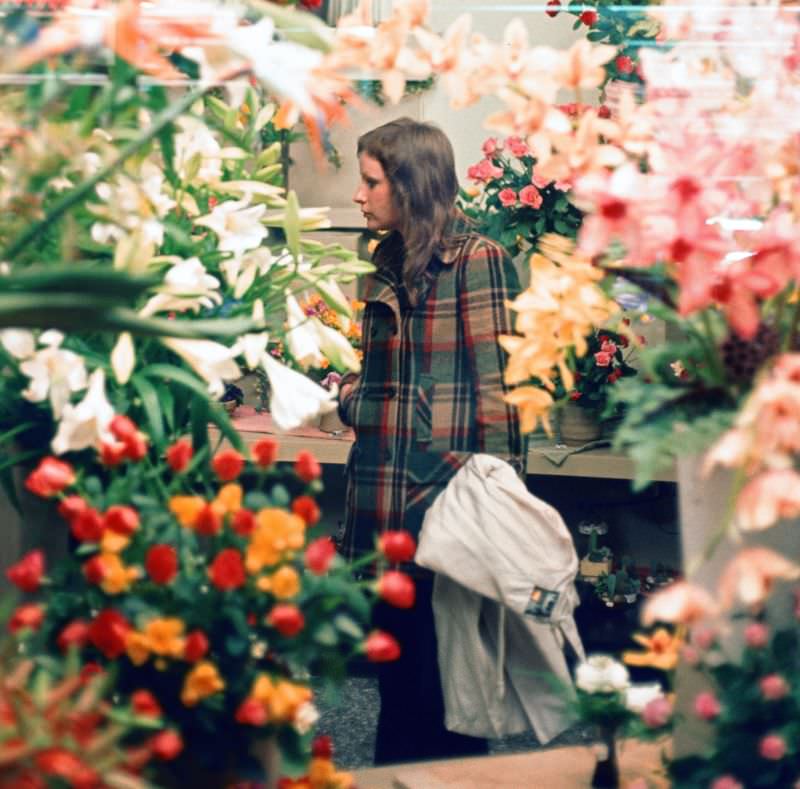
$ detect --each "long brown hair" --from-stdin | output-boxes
[357,118,458,306]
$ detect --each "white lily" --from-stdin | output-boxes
[221,247,275,299]
[140,257,222,317]
[174,115,223,185]
[20,343,89,419]
[0,329,35,359]
[195,196,267,257]
[234,300,270,370]
[285,294,325,370]
[161,337,241,399]
[261,352,337,432]
[311,318,361,373]
[51,368,115,455]
[111,332,135,385]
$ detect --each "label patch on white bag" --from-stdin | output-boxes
[525,587,559,618]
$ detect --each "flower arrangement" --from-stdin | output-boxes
[10,426,417,783]
[458,135,583,259]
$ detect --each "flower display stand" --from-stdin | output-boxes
[558,403,603,444]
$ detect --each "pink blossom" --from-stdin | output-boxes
[759,733,787,761]
[600,339,617,355]
[693,691,721,720]
[554,180,572,191]
[467,158,504,182]
[744,621,770,649]
[482,137,502,157]
[532,172,552,190]
[680,644,701,666]
[690,624,717,651]
[642,580,718,626]
[718,547,800,609]
[642,695,672,728]
[710,777,743,789]
[506,135,529,157]
[499,188,518,207]
[519,184,543,208]
[594,351,613,367]
[759,674,789,701]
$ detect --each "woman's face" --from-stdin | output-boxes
[353,153,401,232]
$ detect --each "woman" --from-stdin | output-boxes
[338,117,525,765]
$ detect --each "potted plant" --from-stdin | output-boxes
[579,521,614,581]
[595,566,641,608]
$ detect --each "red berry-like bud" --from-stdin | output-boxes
[579,8,598,26]
[294,450,321,482]
[377,571,416,609]
[378,530,417,563]
[212,449,245,482]
[252,437,278,468]
[166,438,193,473]
[545,0,561,17]
[267,604,305,637]
[364,630,401,662]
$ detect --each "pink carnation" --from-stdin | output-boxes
[760,674,789,701]
[693,691,721,720]
[499,188,518,207]
[594,351,613,367]
[467,158,504,182]
[641,696,672,728]
[759,733,787,761]
[532,173,551,190]
[519,184,543,208]
[506,135,529,157]
[482,137,503,157]
[744,621,769,649]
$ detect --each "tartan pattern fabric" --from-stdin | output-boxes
[338,216,525,560]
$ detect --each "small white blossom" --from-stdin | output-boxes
[195,196,267,257]
[0,329,35,359]
[20,343,88,419]
[110,332,135,385]
[285,293,325,370]
[161,337,241,399]
[624,683,664,713]
[575,655,630,694]
[140,257,222,317]
[51,369,115,455]
[293,701,320,735]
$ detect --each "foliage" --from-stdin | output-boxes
[457,135,583,259]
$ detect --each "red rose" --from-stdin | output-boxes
[231,508,256,537]
[579,8,598,26]
[208,548,246,590]
[103,505,139,536]
[35,748,98,787]
[79,663,104,685]
[377,571,416,609]
[70,508,104,543]
[82,555,107,585]
[311,735,333,760]
[364,630,401,662]
[150,730,183,761]
[235,698,268,726]
[305,537,336,575]
[615,55,634,74]
[183,630,209,662]
[8,603,45,634]
[24,457,75,498]
[252,437,278,468]
[145,545,178,585]
[58,495,88,523]
[194,502,222,536]
[294,450,321,483]
[131,689,162,718]
[100,440,127,467]
[212,448,245,482]
[378,530,416,563]
[123,431,148,462]
[88,609,131,659]
[267,604,305,637]
[109,415,138,443]
[6,549,45,593]
[57,620,90,652]
[165,438,193,473]
[545,0,560,17]
[292,495,320,526]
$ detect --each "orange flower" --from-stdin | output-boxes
[246,509,306,573]
[181,661,225,706]
[251,674,311,723]
[100,529,130,554]
[623,628,682,672]
[97,553,139,595]
[169,495,206,528]
[213,482,243,516]
[142,618,186,660]
[269,566,301,599]
[126,631,151,667]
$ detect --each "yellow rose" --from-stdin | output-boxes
[270,565,301,599]
[181,661,225,706]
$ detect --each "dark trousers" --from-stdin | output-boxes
[373,573,489,765]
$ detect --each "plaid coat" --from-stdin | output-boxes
[338,216,524,559]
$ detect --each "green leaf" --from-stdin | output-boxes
[333,614,364,641]
[313,622,338,647]
[283,190,301,259]
[207,401,244,453]
[130,374,165,450]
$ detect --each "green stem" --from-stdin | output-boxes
[1,84,209,263]
[697,311,727,385]
[787,292,800,351]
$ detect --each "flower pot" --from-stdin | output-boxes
[580,556,612,581]
[558,403,603,444]
[318,409,346,434]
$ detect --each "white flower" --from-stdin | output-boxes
[140,257,222,317]
[0,329,35,359]
[312,318,361,373]
[111,332,135,385]
[575,655,630,695]
[233,300,269,370]
[293,701,319,735]
[195,196,267,257]
[221,247,275,299]
[624,683,664,713]
[51,369,114,455]
[20,343,88,419]
[161,337,241,399]
[285,294,325,370]
[261,353,337,431]
[174,116,223,184]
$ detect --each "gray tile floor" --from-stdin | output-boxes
[314,676,595,770]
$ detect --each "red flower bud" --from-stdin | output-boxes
[100,440,128,467]
[6,549,45,593]
[292,495,320,526]
[88,609,131,659]
[58,495,88,523]
[212,449,245,482]
[82,555,107,585]
[305,537,336,575]
[235,698,268,726]
[545,0,560,17]
[8,603,45,634]
[268,604,305,637]
[194,503,222,536]
[123,431,148,462]
[231,508,256,536]
[24,457,75,498]
[378,530,416,563]
[165,438,193,473]
[103,505,139,536]
[131,689,162,718]
[79,663,104,685]
[311,735,333,759]
[150,730,183,761]
[145,545,178,585]
[183,630,209,662]
[57,620,90,652]
[615,55,634,74]
[109,415,138,443]
[294,450,321,483]
[364,630,401,663]
[70,508,104,543]
[208,548,246,591]
[35,748,98,786]
[252,437,279,468]
[579,8,598,26]
[377,571,416,609]
[598,105,611,119]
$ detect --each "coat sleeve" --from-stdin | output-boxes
[459,240,525,474]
